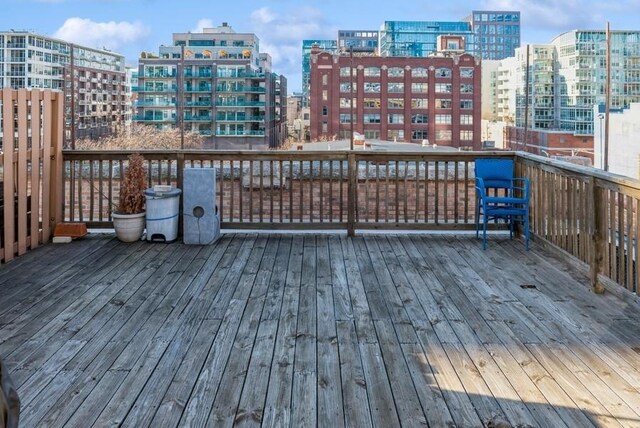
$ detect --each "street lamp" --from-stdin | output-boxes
[598,113,604,170]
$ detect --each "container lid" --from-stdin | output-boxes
[145,187,182,198]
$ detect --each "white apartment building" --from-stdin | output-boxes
[0,30,128,145]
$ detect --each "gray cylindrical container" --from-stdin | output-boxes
[145,187,181,242]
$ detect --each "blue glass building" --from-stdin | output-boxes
[378,21,475,57]
[468,11,520,60]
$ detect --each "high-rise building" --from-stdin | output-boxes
[466,11,520,60]
[378,21,475,57]
[497,30,640,137]
[135,23,287,149]
[302,39,337,108]
[310,35,481,149]
[338,30,378,53]
[0,30,128,145]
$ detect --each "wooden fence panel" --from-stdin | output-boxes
[0,89,62,263]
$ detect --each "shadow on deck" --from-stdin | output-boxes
[1,232,640,427]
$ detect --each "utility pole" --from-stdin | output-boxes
[350,46,354,151]
[180,44,185,150]
[522,44,530,152]
[604,21,611,171]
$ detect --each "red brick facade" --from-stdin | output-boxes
[505,127,594,162]
[309,47,481,149]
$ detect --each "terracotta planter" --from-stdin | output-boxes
[112,211,145,242]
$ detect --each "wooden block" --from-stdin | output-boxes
[54,223,87,238]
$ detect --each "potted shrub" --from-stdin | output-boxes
[112,153,147,242]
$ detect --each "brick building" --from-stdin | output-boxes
[309,36,481,149]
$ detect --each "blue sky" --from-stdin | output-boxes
[2,0,640,92]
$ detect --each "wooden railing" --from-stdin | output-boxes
[61,150,514,234]
[517,153,639,295]
[1,89,63,263]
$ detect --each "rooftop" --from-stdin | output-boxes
[3,232,640,427]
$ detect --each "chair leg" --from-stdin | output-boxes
[482,215,488,250]
[475,198,480,239]
[524,213,530,250]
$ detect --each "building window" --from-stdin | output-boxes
[388,114,404,124]
[460,115,473,125]
[460,84,473,94]
[340,83,355,93]
[340,67,355,77]
[363,98,380,108]
[364,130,380,139]
[388,82,404,93]
[435,99,452,109]
[363,113,381,123]
[435,129,452,141]
[322,74,328,85]
[411,83,428,93]
[340,113,355,123]
[322,90,328,101]
[364,82,381,93]
[340,98,356,108]
[435,114,452,124]
[411,114,428,123]
[435,84,452,93]
[412,98,428,109]
[412,67,428,77]
[388,129,404,140]
[322,122,328,133]
[322,106,328,116]
[388,67,404,77]
[364,67,381,76]
[460,130,473,140]
[460,68,474,78]
[460,99,473,109]
[412,130,428,140]
[435,67,451,78]
[388,98,404,109]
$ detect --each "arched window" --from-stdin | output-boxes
[436,67,451,78]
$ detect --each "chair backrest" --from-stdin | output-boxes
[475,158,514,189]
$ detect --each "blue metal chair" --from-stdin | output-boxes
[475,158,530,250]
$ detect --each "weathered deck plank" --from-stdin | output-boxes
[1,233,640,428]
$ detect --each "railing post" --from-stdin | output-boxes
[176,151,185,237]
[47,91,64,240]
[590,176,605,294]
[347,152,356,237]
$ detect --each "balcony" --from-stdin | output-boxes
[215,130,266,136]
[216,115,264,122]
[215,100,266,107]
[3,90,640,428]
[184,114,212,121]
[184,86,212,93]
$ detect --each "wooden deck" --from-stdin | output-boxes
[2,233,640,427]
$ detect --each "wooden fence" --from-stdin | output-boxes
[61,151,514,234]
[0,89,63,263]
[518,153,640,295]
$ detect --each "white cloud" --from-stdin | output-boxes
[482,0,605,31]
[247,6,336,90]
[53,17,150,51]
[192,19,214,33]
